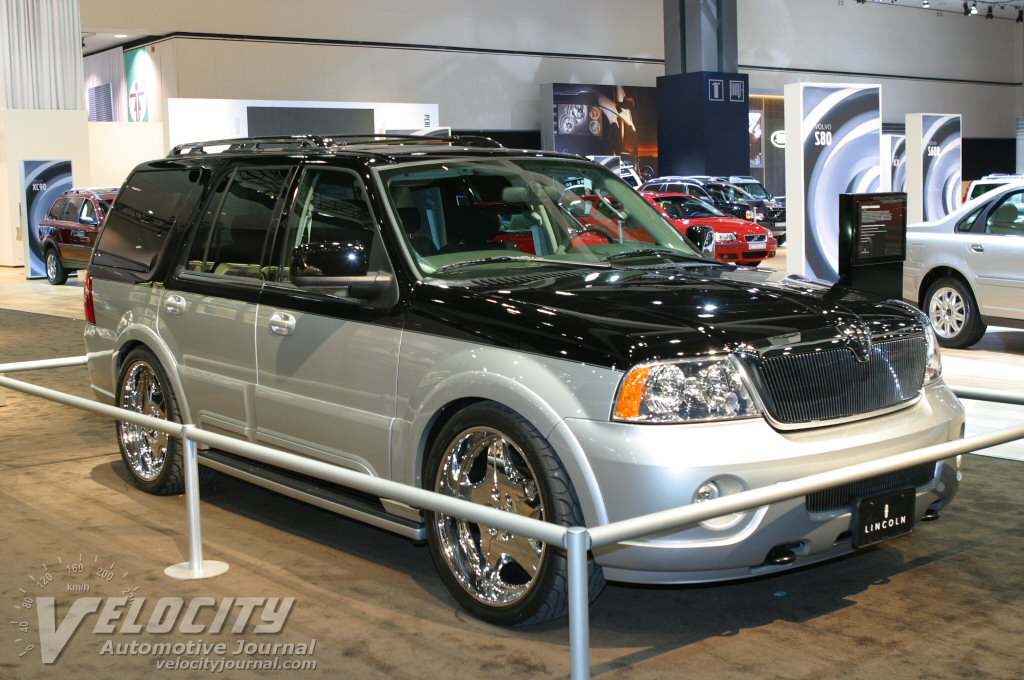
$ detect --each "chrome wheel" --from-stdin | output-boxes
[928,285,966,339]
[118,360,170,481]
[45,251,58,281]
[433,426,545,608]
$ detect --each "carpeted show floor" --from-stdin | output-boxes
[1,308,1022,679]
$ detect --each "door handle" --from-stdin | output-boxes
[164,294,186,316]
[269,312,296,336]
[969,244,984,253]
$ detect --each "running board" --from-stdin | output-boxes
[198,449,426,541]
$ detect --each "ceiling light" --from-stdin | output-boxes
[971,1,978,15]
[114,33,127,38]
[922,0,929,6]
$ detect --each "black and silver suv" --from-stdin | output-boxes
[85,135,963,624]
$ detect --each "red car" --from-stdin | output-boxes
[38,187,119,284]
[643,192,778,267]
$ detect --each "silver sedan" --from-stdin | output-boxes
[903,181,1024,347]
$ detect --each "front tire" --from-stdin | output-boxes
[424,402,604,625]
[45,249,68,285]
[115,348,185,495]
[924,276,986,348]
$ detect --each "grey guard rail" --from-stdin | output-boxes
[1,355,1023,680]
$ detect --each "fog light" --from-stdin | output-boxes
[695,482,721,503]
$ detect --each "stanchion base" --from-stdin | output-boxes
[164,560,230,580]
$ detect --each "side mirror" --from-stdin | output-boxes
[79,214,97,226]
[685,225,717,260]
[290,241,391,299]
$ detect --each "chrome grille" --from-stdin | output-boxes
[806,463,936,513]
[744,233,767,243]
[754,336,927,424]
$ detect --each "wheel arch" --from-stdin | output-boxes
[401,358,611,528]
[918,266,977,308]
[111,329,193,424]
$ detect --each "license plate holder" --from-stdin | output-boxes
[852,487,915,548]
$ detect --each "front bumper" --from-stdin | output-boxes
[561,381,964,584]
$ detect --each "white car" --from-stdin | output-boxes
[903,180,1024,347]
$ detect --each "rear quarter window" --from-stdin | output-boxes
[93,168,204,275]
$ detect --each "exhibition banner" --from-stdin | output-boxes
[784,83,881,282]
[881,134,907,193]
[540,83,659,179]
[906,113,961,224]
[21,160,73,279]
[124,47,150,122]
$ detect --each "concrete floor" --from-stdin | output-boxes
[1,264,1023,679]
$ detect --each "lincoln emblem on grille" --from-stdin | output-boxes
[837,320,874,362]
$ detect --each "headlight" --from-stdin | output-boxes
[713,232,738,243]
[744,210,754,220]
[924,323,942,384]
[614,357,761,423]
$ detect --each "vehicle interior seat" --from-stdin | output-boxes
[438,205,519,253]
[398,207,438,256]
[211,215,268,277]
[987,202,1021,235]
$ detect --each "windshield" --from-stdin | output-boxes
[709,183,755,202]
[378,158,702,278]
[653,195,725,219]
[735,181,768,199]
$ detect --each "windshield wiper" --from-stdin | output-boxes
[433,255,612,274]
[602,249,707,263]
[432,255,536,273]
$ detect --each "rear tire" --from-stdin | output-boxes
[45,249,67,285]
[924,276,986,348]
[115,348,186,495]
[424,402,604,625]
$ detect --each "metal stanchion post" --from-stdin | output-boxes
[164,425,229,580]
[0,373,6,407]
[565,526,591,680]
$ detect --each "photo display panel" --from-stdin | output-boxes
[784,83,881,282]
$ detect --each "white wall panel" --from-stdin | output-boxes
[81,0,664,60]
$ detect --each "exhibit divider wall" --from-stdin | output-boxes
[905,113,962,224]
[783,83,881,282]
[880,134,907,193]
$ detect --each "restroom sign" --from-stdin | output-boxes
[708,79,724,101]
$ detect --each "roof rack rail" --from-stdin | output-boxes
[322,133,503,148]
[168,135,328,156]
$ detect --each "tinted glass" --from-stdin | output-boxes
[188,168,289,278]
[93,168,204,273]
[62,196,84,221]
[47,197,69,220]
[271,169,378,283]
[955,207,983,233]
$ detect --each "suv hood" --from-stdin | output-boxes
[407,265,923,370]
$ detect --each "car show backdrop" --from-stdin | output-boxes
[784,83,881,282]
[21,160,73,279]
[906,113,962,224]
[881,134,907,193]
[540,83,659,178]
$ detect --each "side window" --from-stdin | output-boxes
[985,190,1024,236]
[187,168,290,278]
[956,206,984,233]
[62,196,84,221]
[275,169,376,281]
[93,168,205,275]
[47,197,69,220]
[80,200,98,224]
